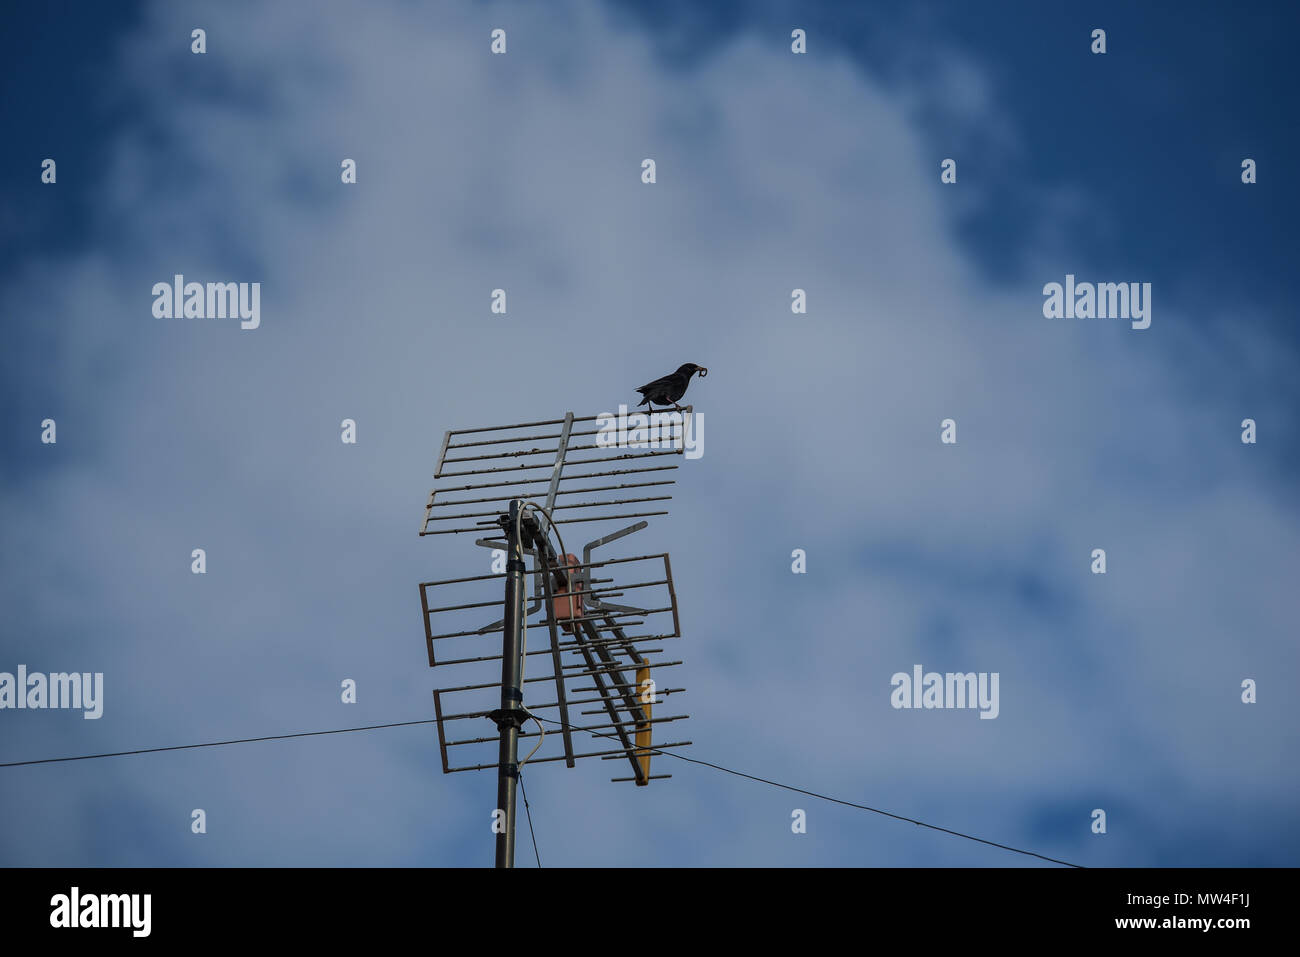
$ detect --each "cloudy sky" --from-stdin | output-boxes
[1,0,1296,867]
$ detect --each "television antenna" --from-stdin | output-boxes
[417,408,695,867]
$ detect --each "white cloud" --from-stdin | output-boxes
[1,0,1295,866]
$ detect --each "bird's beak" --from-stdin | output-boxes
[698,367,708,377]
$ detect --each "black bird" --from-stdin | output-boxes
[635,363,708,412]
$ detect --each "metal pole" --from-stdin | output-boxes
[492,499,527,868]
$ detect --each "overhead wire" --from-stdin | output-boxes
[0,719,439,768]
[1,711,1080,866]
[531,713,1084,868]
[518,770,541,867]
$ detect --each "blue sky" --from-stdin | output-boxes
[1,0,1297,867]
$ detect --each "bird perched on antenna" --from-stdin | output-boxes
[635,363,708,413]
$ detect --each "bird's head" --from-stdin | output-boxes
[677,363,708,378]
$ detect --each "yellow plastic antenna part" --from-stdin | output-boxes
[636,664,652,786]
